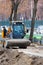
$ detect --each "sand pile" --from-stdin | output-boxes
[0,48,43,65]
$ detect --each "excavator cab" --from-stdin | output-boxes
[1,21,31,48]
[12,21,26,38]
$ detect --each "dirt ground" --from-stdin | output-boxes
[0,47,43,65]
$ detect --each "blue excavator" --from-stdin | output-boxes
[2,21,31,48]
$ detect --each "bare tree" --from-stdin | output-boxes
[29,0,38,42]
[9,0,21,23]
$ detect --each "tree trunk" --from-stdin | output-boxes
[9,3,15,25]
[14,11,17,21]
[10,8,13,21]
[10,0,21,22]
[13,5,18,21]
[29,0,38,42]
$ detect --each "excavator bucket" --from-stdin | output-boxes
[4,39,31,48]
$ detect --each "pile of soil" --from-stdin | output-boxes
[0,48,43,65]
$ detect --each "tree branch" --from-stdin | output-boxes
[34,0,38,3]
[16,0,21,6]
